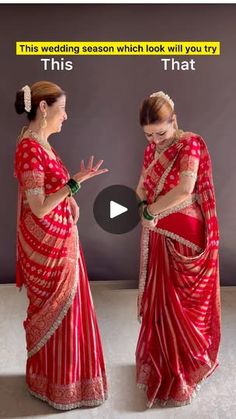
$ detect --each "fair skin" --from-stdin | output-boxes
[136,115,196,229]
[23,95,108,220]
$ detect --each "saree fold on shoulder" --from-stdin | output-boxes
[136,133,221,407]
[14,138,107,410]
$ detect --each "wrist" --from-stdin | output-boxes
[67,178,81,196]
[143,205,155,221]
[147,204,158,217]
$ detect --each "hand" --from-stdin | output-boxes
[69,197,80,224]
[147,203,158,217]
[73,156,109,184]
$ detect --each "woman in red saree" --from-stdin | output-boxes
[14,81,108,410]
[136,91,221,407]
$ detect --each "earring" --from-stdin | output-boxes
[40,112,47,129]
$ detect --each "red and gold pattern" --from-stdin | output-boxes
[14,138,108,410]
[136,132,221,407]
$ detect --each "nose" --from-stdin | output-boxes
[64,111,68,121]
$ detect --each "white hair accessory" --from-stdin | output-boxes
[21,85,31,112]
[150,91,174,110]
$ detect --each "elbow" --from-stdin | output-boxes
[33,211,45,219]
[30,207,46,219]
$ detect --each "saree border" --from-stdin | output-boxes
[27,373,108,410]
[137,356,218,408]
[138,227,150,318]
[28,388,108,410]
[27,227,80,358]
[158,193,198,220]
[138,194,202,318]
[155,228,203,253]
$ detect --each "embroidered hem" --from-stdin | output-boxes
[137,358,218,409]
[28,387,108,411]
[137,381,202,408]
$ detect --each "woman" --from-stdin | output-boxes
[135,91,221,407]
[14,81,108,410]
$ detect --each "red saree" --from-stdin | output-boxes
[14,137,108,410]
[136,131,221,407]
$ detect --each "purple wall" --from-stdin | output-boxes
[0,4,235,284]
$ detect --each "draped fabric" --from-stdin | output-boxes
[14,137,108,410]
[136,132,221,407]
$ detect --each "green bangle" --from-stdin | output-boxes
[138,199,148,208]
[146,206,157,218]
[67,178,81,196]
[143,206,155,221]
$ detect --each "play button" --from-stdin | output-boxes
[93,185,141,234]
[110,201,128,219]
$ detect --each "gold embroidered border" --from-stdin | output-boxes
[28,388,107,410]
[137,382,202,408]
[137,357,218,408]
[180,170,198,180]
[25,187,44,196]
[138,228,150,319]
[27,373,108,410]
[155,228,202,252]
[158,194,198,220]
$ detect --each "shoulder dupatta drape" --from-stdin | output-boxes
[136,132,221,407]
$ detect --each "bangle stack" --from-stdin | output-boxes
[143,205,158,221]
[66,178,81,196]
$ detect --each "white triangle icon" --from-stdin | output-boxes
[110,201,128,219]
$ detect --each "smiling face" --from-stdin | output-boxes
[46,95,67,133]
[143,116,176,145]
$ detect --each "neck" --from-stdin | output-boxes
[28,123,49,142]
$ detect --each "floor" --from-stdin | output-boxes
[0,283,235,419]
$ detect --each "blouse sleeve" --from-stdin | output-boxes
[179,136,201,181]
[15,141,45,195]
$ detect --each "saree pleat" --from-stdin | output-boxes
[26,244,107,409]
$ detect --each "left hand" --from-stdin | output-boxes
[69,197,80,224]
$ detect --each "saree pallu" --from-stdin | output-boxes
[14,137,108,410]
[136,132,221,407]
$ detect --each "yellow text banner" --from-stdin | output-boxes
[16,41,220,56]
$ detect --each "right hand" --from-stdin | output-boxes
[73,156,109,184]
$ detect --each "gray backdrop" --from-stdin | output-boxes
[0,4,235,285]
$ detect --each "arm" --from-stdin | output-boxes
[148,136,200,217]
[148,174,196,216]
[25,185,71,219]
[26,156,108,219]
